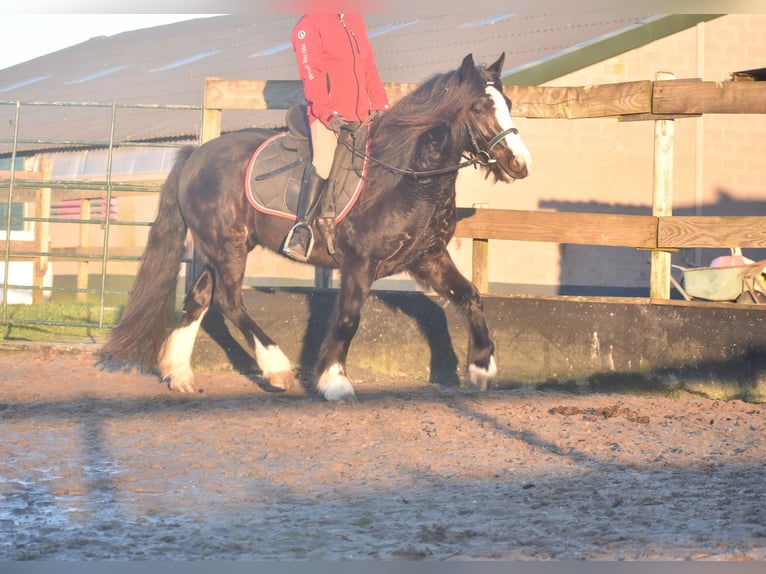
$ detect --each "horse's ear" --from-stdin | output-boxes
[487,52,506,75]
[459,53,475,82]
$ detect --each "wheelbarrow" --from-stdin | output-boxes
[671,254,766,303]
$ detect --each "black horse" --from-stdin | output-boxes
[99,53,531,401]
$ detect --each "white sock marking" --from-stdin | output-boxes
[159,308,208,393]
[317,363,356,401]
[254,339,292,378]
[468,355,497,390]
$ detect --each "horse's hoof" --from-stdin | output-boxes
[268,370,297,391]
[256,343,294,389]
[318,364,357,402]
[324,379,357,402]
[166,376,196,394]
[468,355,497,391]
[159,361,196,393]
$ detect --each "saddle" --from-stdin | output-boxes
[245,105,369,227]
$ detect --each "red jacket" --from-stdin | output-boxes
[292,14,390,128]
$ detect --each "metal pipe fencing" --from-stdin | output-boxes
[1,99,202,330]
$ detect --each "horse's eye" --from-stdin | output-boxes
[472,97,491,114]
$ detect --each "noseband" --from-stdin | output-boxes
[469,125,519,167]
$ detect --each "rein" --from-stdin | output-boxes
[339,122,519,179]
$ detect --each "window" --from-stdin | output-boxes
[0,202,24,232]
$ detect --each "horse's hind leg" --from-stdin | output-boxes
[211,269,295,391]
[158,266,214,393]
[159,262,294,392]
[410,250,497,390]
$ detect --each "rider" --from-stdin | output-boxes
[283,13,390,262]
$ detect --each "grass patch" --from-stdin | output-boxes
[0,302,120,344]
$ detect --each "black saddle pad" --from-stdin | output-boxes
[245,127,369,223]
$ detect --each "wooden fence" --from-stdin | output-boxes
[202,75,766,299]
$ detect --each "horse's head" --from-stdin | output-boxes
[460,53,531,182]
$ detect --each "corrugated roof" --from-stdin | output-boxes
[0,13,719,154]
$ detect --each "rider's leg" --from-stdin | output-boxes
[282,119,336,262]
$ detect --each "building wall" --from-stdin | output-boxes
[438,14,766,297]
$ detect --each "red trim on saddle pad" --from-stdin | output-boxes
[244,132,371,223]
[244,132,294,220]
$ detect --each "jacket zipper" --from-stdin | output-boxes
[340,14,363,122]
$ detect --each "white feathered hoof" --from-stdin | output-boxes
[158,319,204,394]
[317,363,357,402]
[467,355,497,391]
[162,366,197,394]
[158,347,197,393]
[255,343,297,392]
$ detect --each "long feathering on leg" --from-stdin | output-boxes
[99,146,196,371]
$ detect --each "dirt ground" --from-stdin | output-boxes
[1,344,764,561]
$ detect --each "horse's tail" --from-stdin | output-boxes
[99,145,197,370]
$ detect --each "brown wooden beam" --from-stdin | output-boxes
[658,216,766,249]
[0,241,39,256]
[653,80,766,115]
[0,171,45,181]
[454,210,766,251]
[505,81,653,119]
[201,76,766,118]
[203,78,422,111]
[203,78,654,117]
[455,208,657,248]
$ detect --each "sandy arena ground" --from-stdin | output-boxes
[0,345,764,560]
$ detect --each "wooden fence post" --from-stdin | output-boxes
[76,198,91,302]
[471,203,489,294]
[201,77,223,144]
[184,77,226,292]
[650,72,675,299]
[32,158,52,304]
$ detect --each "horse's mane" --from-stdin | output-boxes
[368,66,480,179]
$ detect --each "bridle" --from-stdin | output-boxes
[339,115,520,179]
[469,125,519,168]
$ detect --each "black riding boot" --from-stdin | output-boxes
[282,165,326,262]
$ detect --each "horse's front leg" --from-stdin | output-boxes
[410,250,497,390]
[315,259,374,401]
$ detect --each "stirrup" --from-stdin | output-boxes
[282,222,315,262]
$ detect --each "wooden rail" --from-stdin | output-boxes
[202,77,766,118]
[454,208,658,248]
[453,209,766,295]
[506,78,766,118]
[454,209,766,250]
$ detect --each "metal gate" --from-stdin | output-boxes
[1,99,202,332]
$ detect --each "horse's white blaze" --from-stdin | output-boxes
[486,86,532,170]
[254,339,292,379]
[317,362,356,401]
[159,307,208,393]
